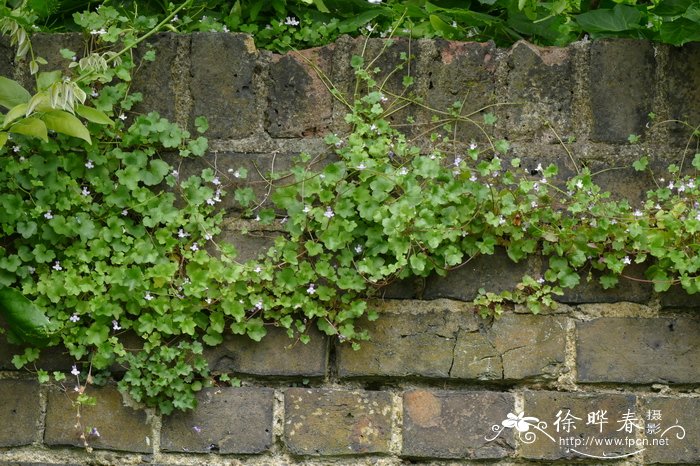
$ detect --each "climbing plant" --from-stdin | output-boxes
[1,1,699,415]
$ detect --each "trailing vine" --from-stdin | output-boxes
[1,2,699,416]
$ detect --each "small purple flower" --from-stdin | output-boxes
[307,283,316,295]
[193,425,202,433]
[324,207,334,219]
[70,314,80,323]
[90,427,100,437]
[71,365,80,376]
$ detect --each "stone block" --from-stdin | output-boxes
[402,389,515,459]
[666,43,700,145]
[267,47,333,137]
[45,385,151,453]
[0,331,73,372]
[589,40,656,143]
[30,33,84,75]
[131,33,186,122]
[557,262,653,304]
[424,248,529,301]
[640,396,700,464]
[206,326,327,377]
[284,388,392,455]
[486,314,567,380]
[505,41,573,140]
[337,302,566,381]
[0,36,13,78]
[577,317,700,384]
[161,387,274,454]
[0,380,40,446]
[189,33,261,139]
[337,300,478,379]
[215,227,277,263]
[521,391,637,461]
[423,40,498,143]
[660,284,700,308]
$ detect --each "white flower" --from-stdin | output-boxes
[206,198,215,205]
[540,177,547,184]
[355,245,363,253]
[212,177,221,185]
[222,25,229,33]
[144,292,154,301]
[85,160,94,169]
[369,124,377,132]
[255,300,263,310]
[307,283,316,294]
[90,89,99,97]
[536,163,543,172]
[453,157,462,167]
[575,179,583,189]
[633,210,643,217]
[469,142,478,150]
[233,170,241,178]
[190,242,199,251]
[531,201,538,208]
[303,205,311,213]
[204,233,212,240]
[71,365,80,376]
[537,277,545,284]
[170,14,179,22]
[52,261,62,271]
[324,207,335,219]
[122,209,128,216]
[357,163,366,171]
[172,170,179,177]
[44,211,53,219]
[284,16,300,26]
[70,314,80,323]
[13,145,20,153]
[81,186,90,196]
[368,0,382,3]
[622,256,632,265]
[90,28,107,35]
[398,167,408,176]
[112,320,121,331]
[118,113,127,121]
[27,266,35,274]
[469,175,477,182]
[254,266,262,273]
[177,228,190,238]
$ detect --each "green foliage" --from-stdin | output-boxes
[3,0,700,416]
[15,0,700,51]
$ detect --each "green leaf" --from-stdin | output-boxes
[36,71,62,92]
[42,110,91,144]
[632,156,648,171]
[0,77,31,109]
[3,103,28,127]
[659,18,700,46]
[0,286,53,346]
[575,4,642,33]
[76,104,114,125]
[9,117,48,142]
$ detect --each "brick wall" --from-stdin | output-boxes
[1,33,699,465]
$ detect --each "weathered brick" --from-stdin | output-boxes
[337,302,566,381]
[402,389,515,459]
[557,262,653,304]
[30,33,84,79]
[666,43,700,145]
[131,33,186,122]
[45,385,152,453]
[337,300,478,379]
[589,40,656,143]
[214,227,277,263]
[577,317,700,384]
[206,326,327,377]
[640,396,700,464]
[161,387,273,454]
[0,333,73,372]
[424,40,497,143]
[486,314,567,380]
[424,248,529,301]
[660,284,700,308]
[189,33,261,138]
[521,391,637,461]
[505,41,573,139]
[0,36,13,78]
[284,388,392,455]
[267,47,333,137]
[0,380,40,446]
